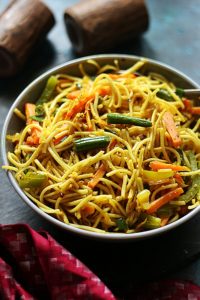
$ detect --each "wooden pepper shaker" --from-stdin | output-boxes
[0,0,55,78]
[64,0,149,55]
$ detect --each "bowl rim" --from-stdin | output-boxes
[2,53,200,241]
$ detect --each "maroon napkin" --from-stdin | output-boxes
[0,224,115,300]
[0,224,200,300]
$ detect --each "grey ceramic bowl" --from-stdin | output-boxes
[2,54,200,240]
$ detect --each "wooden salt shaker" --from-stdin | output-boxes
[64,0,149,55]
[0,0,55,78]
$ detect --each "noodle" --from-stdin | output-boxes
[4,59,200,234]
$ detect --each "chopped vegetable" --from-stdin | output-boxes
[178,151,200,203]
[143,215,161,229]
[147,187,184,214]
[160,217,169,227]
[157,204,174,218]
[182,99,200,114]
[36,76,58,105]
[143,170,174,182]
[107,113,152,127]
[178,176,200,203]
[137,189,150,210]
[149,161,190,172]
[19,173,47,188]
[116,218,128,231]
[190,106,200,114]
[162,111,182,147]
[30,115,44,122]
[157,89,174,101]
[88,163,106,189]
[188,151,198,171]
[175,87,185,98]
[73,136,110,152]
[65,95,94,119]
[54,134,67,145]
[25,103,41,145]
[81,203,95,217]
[156,88,184,101]
[174,173,184,186]
[140,213,161,229]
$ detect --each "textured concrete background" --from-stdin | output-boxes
[0,0,200,298]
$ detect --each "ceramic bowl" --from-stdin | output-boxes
[2,54,200,240]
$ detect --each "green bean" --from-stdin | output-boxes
[73,136,110,152]
[107,113,152,127]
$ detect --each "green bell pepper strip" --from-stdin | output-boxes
[178,151,200,203]
[107,113,152,127]
[36,76,58,105]
[116,218,128,231]
[140,213,161,229]
[73,136,111,152]
[19,173,47,188]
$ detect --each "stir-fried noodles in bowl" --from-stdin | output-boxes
[2,54,200,240]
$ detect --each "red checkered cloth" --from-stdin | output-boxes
[0,224,200,300]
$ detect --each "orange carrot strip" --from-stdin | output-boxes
[108,73,135,79]
[81,203,95,217]
[25,103,40,145]
[161,217,169,227]
[88,163,106,189]
[65,95,94,119]
[149,161,189,172]
[25,103,37,125]
[183,98,192,111]
[174,173,184,186]
[98,86,111,96]
[162,111,182,147]
[54,134,66,145]
[147,187,184,214]
[190,107,200,114]
[108,139,117,150]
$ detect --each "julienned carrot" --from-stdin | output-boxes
[160,216,169,227]
[88,163,106,189]
[149,161,189,172]
[162,111,182,147]
[67,86,111,101]
[108,139,117,150]
[147,187,184,214]
[54,134,66,145]
[25,103,40,145]
[183,99,192,111]
[108,73,135,79]
[98,86,111,96]
[81,203,95,217]
[65,95,94,119]
[190,107,200,114]
[174,173,184,186]
[182,99,200,115]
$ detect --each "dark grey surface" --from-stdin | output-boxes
[0,0,200,298]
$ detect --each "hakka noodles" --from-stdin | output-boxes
[4,59,200,234]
